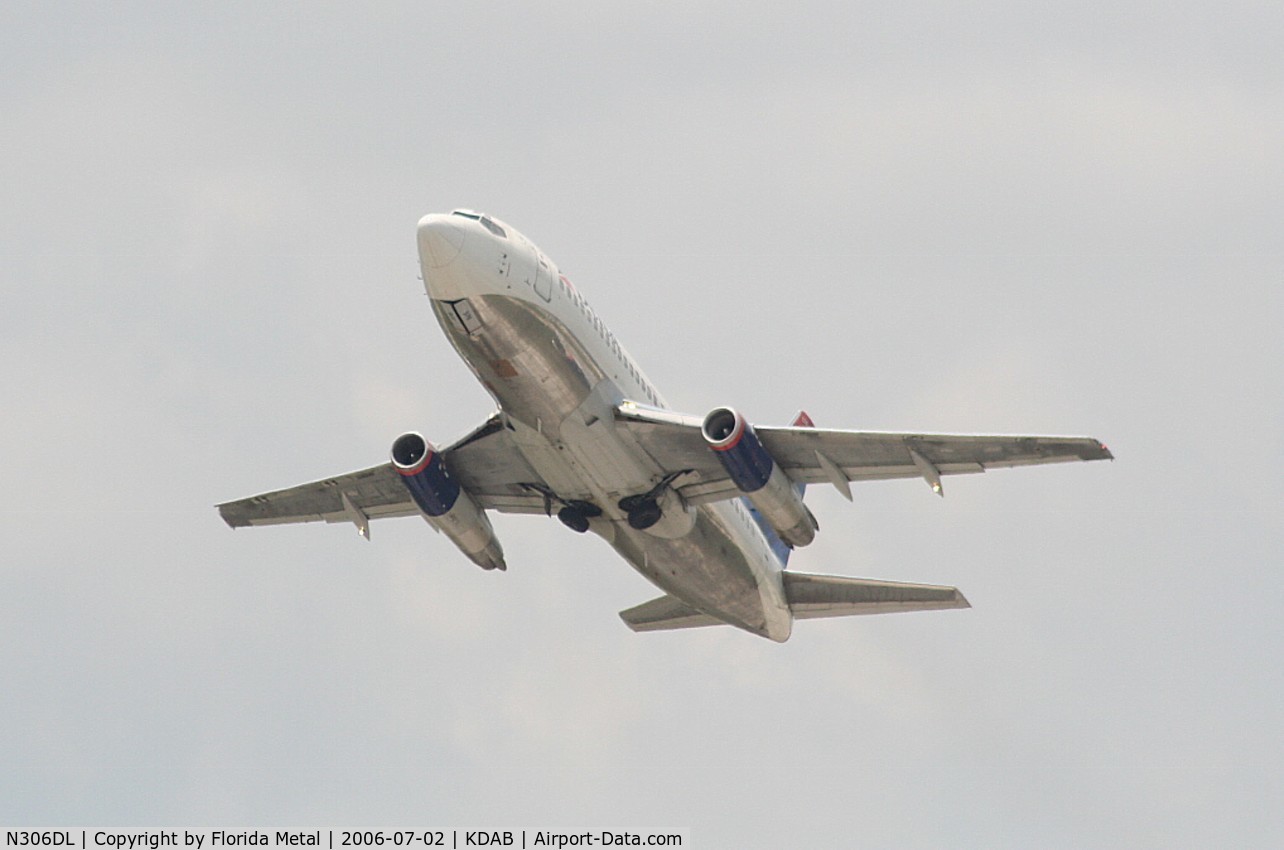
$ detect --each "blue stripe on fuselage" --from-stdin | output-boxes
[740,473,808,567]
[742,498,793,566]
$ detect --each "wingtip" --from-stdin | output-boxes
[215,504,239,529]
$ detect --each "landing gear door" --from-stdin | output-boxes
[446,298,483,335]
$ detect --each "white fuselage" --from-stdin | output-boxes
[417,211,792,641]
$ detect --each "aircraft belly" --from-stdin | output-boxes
[432,291,790,640]
[432,294,601,435]
[434,293,658,499]
[605,504,791,640]
[558,404,788,637]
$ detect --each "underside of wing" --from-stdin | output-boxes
[217,413,554,534]
[611,404,739,503]
[757,427,1112,491]
[217,462,416,532]
[438,414,551,514]
[613,401,1112,503]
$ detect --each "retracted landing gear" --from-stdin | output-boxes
[617,494,663,530]
[557,500,602,534]
[617,470,691,532]
[520,483,604,534]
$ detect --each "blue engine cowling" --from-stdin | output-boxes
[702,407,775,492]
[391,432,460,516]
[391,432,506,570]
[701,407,818,550]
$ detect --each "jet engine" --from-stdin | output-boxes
[701,407,818,548]
[391,432,507,571]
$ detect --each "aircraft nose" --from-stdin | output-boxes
[417,215,466,268]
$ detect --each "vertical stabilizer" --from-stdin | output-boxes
[789,410,814,500]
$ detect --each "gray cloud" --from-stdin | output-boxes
[2,2,1281,846]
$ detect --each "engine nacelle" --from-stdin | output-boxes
[391,432,507,571]
[701,407,818,548]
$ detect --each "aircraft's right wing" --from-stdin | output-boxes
[614,402,1112,503]
[751,426,1113,498]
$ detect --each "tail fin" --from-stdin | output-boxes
[789,410,813,501]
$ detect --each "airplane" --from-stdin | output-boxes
[217,209,1113,642]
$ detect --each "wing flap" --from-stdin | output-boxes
[784,572,970,618]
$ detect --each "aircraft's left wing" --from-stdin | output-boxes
[217,413,550,536]
[614,402,1112,503]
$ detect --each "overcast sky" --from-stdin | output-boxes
[3,2,1282,846]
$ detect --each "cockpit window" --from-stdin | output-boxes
[450,210,506,238]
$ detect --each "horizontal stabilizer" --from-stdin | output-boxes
[784,572,970,618]
[620,573,969,634]
[619,594,723,632]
